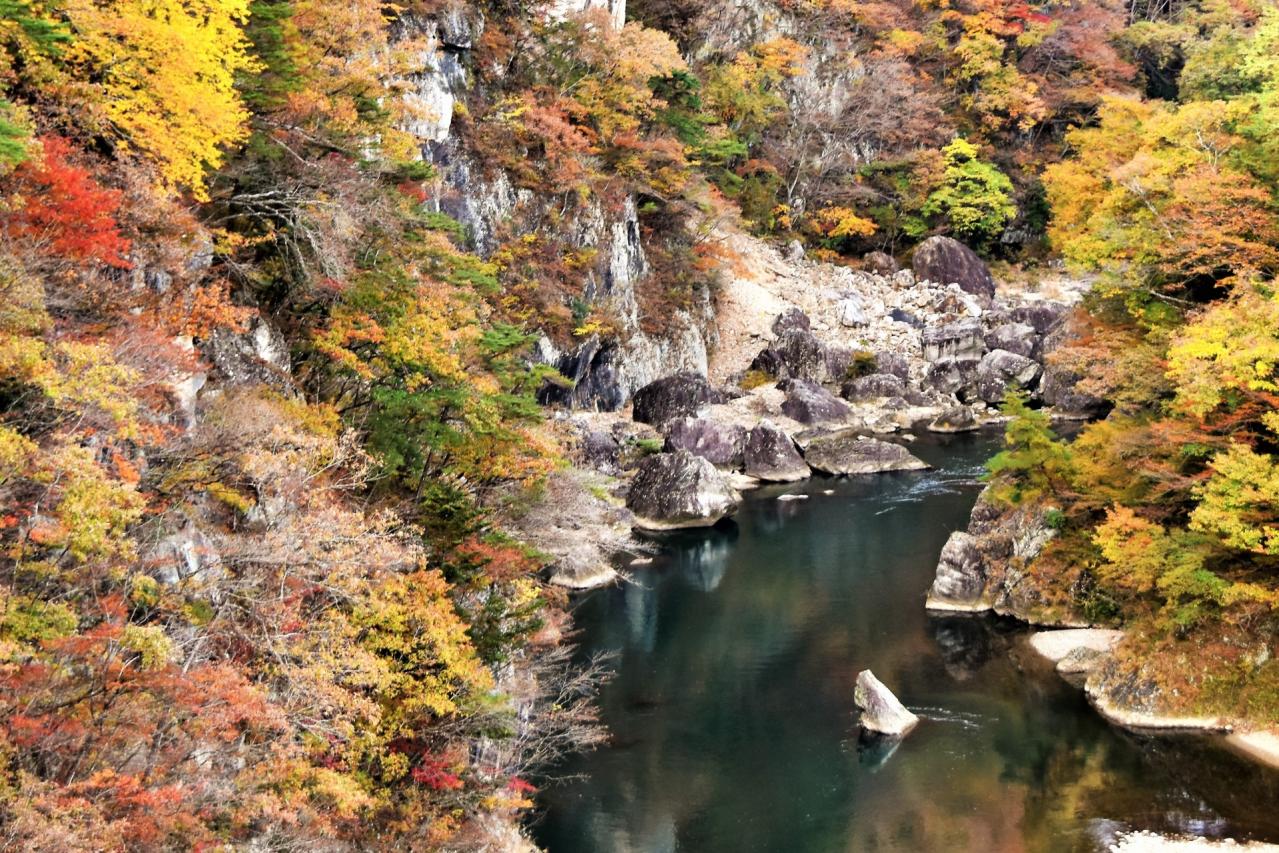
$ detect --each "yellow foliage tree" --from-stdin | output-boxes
[62,0,257,198]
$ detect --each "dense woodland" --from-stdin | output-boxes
[0,0,1276,847]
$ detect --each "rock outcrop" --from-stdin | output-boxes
[626,450,741,530]
[803,433,930,476]
[631,372,721,427]
[744,419,810,482]
[911,236,996,300]
[921,318,986,362]
[841,373,906,401]
[751,326,827,382]
[854,670,919,737]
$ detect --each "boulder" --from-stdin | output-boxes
[983,322,1038,359]
[824,346,856,382]
[976,349,1042,404]
[744,419,810,482]
[663,416,747,469]
[922,357,980,401]
[889,308,924,329]
[632,371,720,426]
[922,317,986,362]
[626,450,741,530]
[840,297,869,327]
[854,670,919,737]
[1029,629,1124,675]
[779,378,852,425]
[924,532,987,610]
[927,406,978,433]
[579,429,621,471]
[1040,364,1109,420]
[841,373,906,401]
[771,307,811,336]
[803,432,930,476]
[751,327,827,382]
[1010,302,1067,336]
[873,351,911,381]
[911,235,996,300]
[863,250,900,275]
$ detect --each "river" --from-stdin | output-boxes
[531,431,1279,853]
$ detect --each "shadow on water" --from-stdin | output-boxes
[531,431,1279,853]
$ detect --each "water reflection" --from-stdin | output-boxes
[536,433,1279,853]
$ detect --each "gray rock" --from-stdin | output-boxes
[663,416,747,469]
[1010,302,1068,336]
[751,327,827,382]
[626,450,741,530]
[632,372,721,426]
[840,297,868,327]
[771,307,811,336]
[841,373,906,401]
[538,336,627,412]
[744,419,810,482]
[203,314,292,390]
[922,317,986,362]
[580,429,621,471]
[1040,364,1109,420]
[976,349,1042,404]
[863,250,899,275]
[925,532,987,609]
[889,308,924,329]
[824,346,856,382]
[911,235,996,300]
[803,432,930,475]
[873,351,911,381]
[778,378,852,424]
[855,670,919,737]
[923,357,980,401]
[927,406,979,433]
[983,322,1038,359]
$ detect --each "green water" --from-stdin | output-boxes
[531,431,1279,853]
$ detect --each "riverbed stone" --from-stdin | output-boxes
[983,322,1038,359]
[631,372,721,427]
[803,432,929,476]
[927,406,979,433]
[663,416,747,469]
[855,670,919,737]
[779,378,852,424]
[744,419,810,482]
[771,307,811,336]
[626,450,741,530]
[923,357,980,401]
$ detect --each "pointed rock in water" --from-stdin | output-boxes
[854,670,919,737]
[626,450,741,531]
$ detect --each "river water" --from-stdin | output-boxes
[532,431,1279,853]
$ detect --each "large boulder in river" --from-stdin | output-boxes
[842,373,906,402]
[663,416,747,469]
[925,532,987,609]
[976,349,1042,404]
[751,327,826,382]
[922,318,986,362]
[779,378,852,424]
[803,432,930,476]
[927,406,979,433]
[912,236,995,300]
[632,372,720,427]
[983,322,1038,359]
[744,419,810,482]
[626,450,741,530]
[855,670,919,737]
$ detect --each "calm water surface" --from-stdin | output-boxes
[532,431,1279,853]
